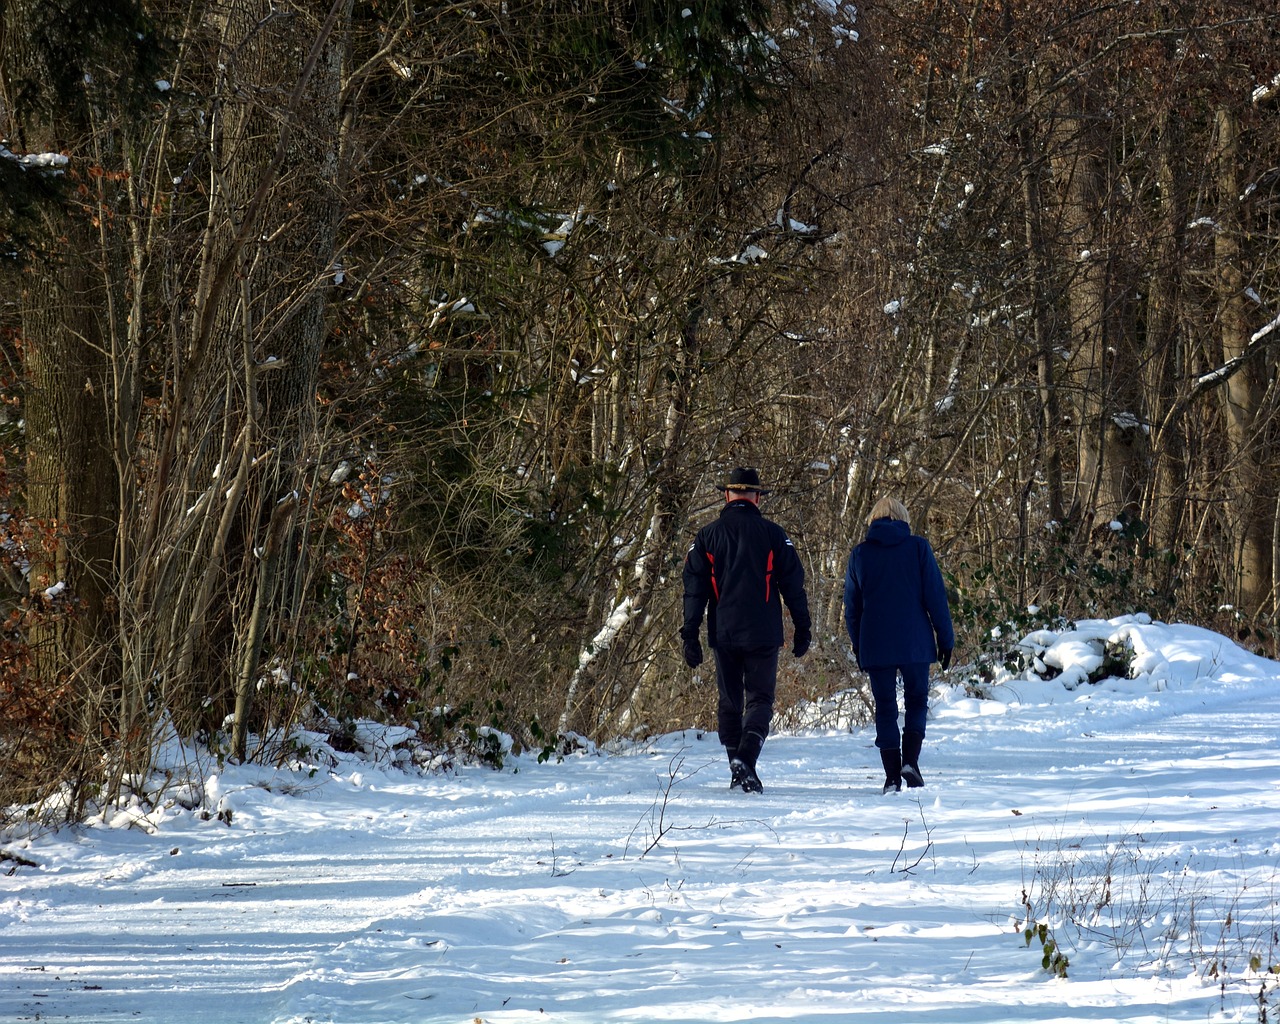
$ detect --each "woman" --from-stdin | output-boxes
[843,497,954,792]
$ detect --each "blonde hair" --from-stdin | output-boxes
[868,496,911,527]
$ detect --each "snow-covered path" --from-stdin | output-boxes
[3,617,1280,1024]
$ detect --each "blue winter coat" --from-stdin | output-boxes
[683,500,811,650]
[843,518,954,669]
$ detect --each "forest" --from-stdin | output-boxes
[1,0,1277,820]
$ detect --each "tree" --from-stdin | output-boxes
[1,0,162,803]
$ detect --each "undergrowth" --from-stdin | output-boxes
[1015,831,1280,1015]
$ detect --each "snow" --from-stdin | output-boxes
[1253,71,1280,105]
[0,146,69,173]
[4,616,1280,1023]
[1252,312,1280,344]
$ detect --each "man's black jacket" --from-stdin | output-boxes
[682,500,810,650]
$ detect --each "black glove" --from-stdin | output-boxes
[792,627,811,659]
[682,636,703,668]
[939,647,952,671]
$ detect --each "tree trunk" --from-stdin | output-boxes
[1048,81,1146,529]
[1214,105,1273,617]
[6,1,131,799]
[1143,108,1189,585]
[146,0,349,735]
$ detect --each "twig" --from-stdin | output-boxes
[892,802,936,874]
[622,748,778,860]
[2,849,39,873]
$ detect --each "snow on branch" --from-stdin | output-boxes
[1193,311,1280,391]
[1254,71,1280,106]
[578,597,634,671]
[1251,311,1280,344]
[558,596,637,734]
[0,145,69,174]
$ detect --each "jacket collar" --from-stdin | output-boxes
[722,499,763,518]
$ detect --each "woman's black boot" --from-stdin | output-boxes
[901,730,925,788]
[879,748,902,793]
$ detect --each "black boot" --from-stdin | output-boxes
[729,758,759,792]
[901,730,925,788]
[727,748,759,792]
[732,732,765,794]
[737,731,764,768]
[726,748,742,790]
[879,748,902,793]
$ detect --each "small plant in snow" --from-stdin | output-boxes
[1018,911,1070,979]
[529,719,594,763]
[1014,832,1280,1000]
[1094,635,1136,684]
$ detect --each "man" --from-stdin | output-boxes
[681,467,811,793]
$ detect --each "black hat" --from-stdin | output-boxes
[720,467,770,495]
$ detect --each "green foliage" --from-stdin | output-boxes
[528,718,592,764]
[529,718,558,763]
[420,687,513,771]
[9,0,165,124]
[1243,954,1280,978]
[459,718,511,771]
[0,156,67,266]
[1042,937,1070,979]
[1020,912,1067,978]
[1095,636,1136,683]
[948,516,1178,684]
[519,460,624,581]
[526,0,789,166]
[1017,834,1280,997]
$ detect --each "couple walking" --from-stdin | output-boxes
[680,469,953,794]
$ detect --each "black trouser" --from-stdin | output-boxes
[712,645,779,760]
